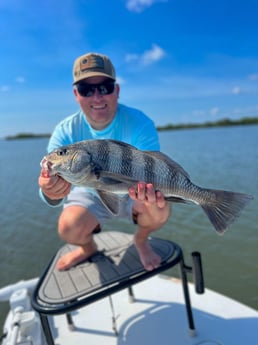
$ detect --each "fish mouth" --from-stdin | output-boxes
[40,157,54,175]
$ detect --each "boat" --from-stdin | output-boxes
[1,231,257,345]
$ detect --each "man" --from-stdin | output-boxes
[39,52,171,272]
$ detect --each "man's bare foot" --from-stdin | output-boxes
[57,240,97,271]
[134,237,161,271]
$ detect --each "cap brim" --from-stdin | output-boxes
[73,72,116,85]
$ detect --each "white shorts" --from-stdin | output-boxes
[63,186,134,226]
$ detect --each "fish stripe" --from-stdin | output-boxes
[106,141,125,174]
[106,141,115,171]
[144,154,156,184]
[98,140,111,170]
[120,146,133,176]
[131,149,145,181]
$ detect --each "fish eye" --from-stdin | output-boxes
[57,148,67,156]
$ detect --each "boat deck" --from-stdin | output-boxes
[37,231,177,304]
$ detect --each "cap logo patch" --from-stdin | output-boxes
[80,55,104,72]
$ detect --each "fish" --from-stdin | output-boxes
[41,139,253,235]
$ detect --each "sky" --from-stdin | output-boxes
[0,0,258,138]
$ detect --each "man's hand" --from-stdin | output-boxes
[38,168,71,200]
[128,182,171,230]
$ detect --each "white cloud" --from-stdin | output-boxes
[1,85,10,92]
[232,86,241,94]
[0,77,25,94]
[126,0,167,13]
[192,107,220,119]
[232,105,258,115]
[210,107,220,116]
[125,54,139,63]
[125,44,166,66]
[192,110,205,117]
[142,44,166,65]
[248,74,258,81]
[116,76,126,85]
[16,76,26,83]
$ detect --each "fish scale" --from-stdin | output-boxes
[42,139,253,234]
[143,154,156,184]
[120,144,133,177]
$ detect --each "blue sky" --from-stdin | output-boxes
[1,0,258,138]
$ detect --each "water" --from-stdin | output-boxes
[0,125,257,329]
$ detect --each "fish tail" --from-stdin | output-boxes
[200,190,253,234]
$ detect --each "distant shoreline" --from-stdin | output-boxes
[4,133,51,140]
[156,116,258,131]
[4,116,258,140]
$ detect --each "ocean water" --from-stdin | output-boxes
[0,125,257,329]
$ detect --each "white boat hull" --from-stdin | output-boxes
[1,275,257,345]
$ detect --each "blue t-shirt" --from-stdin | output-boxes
[40,103,160,206]
[47,103,160,153]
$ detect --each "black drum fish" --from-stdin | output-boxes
[41,139,253,234]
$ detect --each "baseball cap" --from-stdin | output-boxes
[73,52,116,84]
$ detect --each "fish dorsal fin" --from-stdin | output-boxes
[144,151,190,179]
[107,139,138,150]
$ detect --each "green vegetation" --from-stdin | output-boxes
[4,117,258,140]
[5,133,50,140]
[157,116,258,131]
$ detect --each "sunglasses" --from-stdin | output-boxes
[76,81,115,97]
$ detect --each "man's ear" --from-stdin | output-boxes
[73,87,79,100]
[115,84,120,98]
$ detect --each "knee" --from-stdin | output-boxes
[58,211,74,240]
[57,206,99,243]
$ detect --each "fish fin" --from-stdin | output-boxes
[201,190,253,235]
[98,171,139,186]
[96,190,125,215]
[107,139,138,150]
[144,151,190,178]
[165,196,190,204]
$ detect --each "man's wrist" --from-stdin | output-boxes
[43,193,63,206]
[39,188,64,207]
